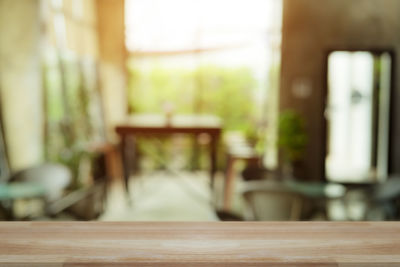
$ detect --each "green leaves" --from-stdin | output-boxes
[278,110,307,162]
[127,64,258,133]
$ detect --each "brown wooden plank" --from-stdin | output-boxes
[0,222,399,266]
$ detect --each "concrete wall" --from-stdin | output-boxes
[0,0,43,171]
[280,0,400,180]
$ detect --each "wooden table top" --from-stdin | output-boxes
[116,114,222,134]
[0,222,399,266]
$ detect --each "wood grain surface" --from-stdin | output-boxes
[0,222,399,266]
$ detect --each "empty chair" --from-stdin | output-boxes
[365,176,400,220]
[10,163,71,202]
[241,180,304,221]
[336,176,400,221]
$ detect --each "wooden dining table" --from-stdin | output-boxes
[115,114,222,196]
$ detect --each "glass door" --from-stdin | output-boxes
[325,51,391,183]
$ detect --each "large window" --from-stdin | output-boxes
[125,0,282,166]
[41,0,105,181]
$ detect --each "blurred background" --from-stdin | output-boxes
[1,0,400,221]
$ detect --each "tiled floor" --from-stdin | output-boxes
[99,171,241,221]
[99,169,367,222]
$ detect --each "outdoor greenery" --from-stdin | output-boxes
[277,110,307,163]
[43,53,105,188]
[128,64,259,133]
[127,63,264,170]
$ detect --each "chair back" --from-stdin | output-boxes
[11,163,71,201]
[242,181,303,221]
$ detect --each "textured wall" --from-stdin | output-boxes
[280,0,400,180]
[0,0,43,171]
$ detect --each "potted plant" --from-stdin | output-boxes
[277,110,307,179]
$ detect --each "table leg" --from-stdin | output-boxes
[120,136,130,198]
[190,134,200,171]
[120,135,138,202]
[209,133,219,189]
[224,156,236,211]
